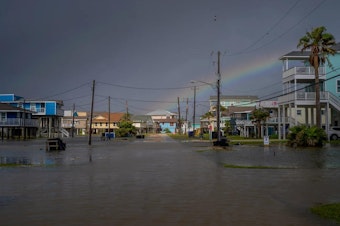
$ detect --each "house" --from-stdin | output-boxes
[131,115,154,134]
[0,103,38,140]
[230,101,279,138]
[61,111,88,136]
[91,112,125,135]
[146,110,177,133]
[278,46,340,139]
[0,94,64,138]
[204,95,259,134]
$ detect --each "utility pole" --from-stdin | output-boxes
[72,103,75,138]
[23,99,26,140]
[217,51,221,142]
[193,85,196,135]
[108,96,111,140]
[125,100,129,120]
[88,80,95,146]
[177,97,181,134]
[185,97,188,135]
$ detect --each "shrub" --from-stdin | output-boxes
[287,125,326,147]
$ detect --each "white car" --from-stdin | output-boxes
[329,126,340,140]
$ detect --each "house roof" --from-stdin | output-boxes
[131,115,152,122]
[279,51,310,60]
[156,118,178,123]
[209,95,258,100]
[0,103,32,113]
[146,110,177,116]
[279,43,340,60]
[223,106,255,116]
[92,112,125,122]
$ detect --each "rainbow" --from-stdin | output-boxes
[164,56,282,112]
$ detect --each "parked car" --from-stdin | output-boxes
[329,126,340,140]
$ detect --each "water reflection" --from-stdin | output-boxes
[193,142,340,169]
[1,137,339,226]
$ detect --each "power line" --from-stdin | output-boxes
[227,0,328,56]
[97,81,202,90]
[238,0,302,53]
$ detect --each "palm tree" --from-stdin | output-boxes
[250,108,270,138]
[297,26,336,128]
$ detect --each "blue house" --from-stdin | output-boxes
[325,43,340,126]
[0,94,65,138]
[146,110,178,133]
[0,103,38,140]
[278,46,340,139]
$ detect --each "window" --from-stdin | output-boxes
[297,110,302,116]
[100,122,102,126]
[337,80,340,93]
[170,122,174,126]
[0,113,6,122]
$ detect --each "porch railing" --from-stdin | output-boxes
[0,118,39,127]
[283,66,325,79]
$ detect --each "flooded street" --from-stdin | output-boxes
[1,134,340,225]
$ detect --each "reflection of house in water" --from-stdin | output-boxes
[0,94,64,138]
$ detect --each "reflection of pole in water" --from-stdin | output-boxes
[89,147,93,163]
[264,146,275,156]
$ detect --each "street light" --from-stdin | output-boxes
[191,51,222,144]
[190,80,217,139]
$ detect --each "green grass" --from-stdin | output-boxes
[311,203,340,223]
[222,163,293,169]
[0,163,32,167]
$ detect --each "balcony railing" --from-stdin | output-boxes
[0,118,39,127]
[278,91,329,103]
[283,66,325,79]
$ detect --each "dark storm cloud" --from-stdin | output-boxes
[1,0,339,113]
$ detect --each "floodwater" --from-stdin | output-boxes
[1,135,340,226]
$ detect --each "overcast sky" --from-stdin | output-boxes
[1,0,339,117]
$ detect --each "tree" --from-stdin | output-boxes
[250,108,270,138]
[297,26,336,128]
[116,116,136,137]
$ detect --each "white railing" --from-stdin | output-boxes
[328,92,340,111]
[236,117,298,126]
[32,108,46,115]
[0,118,39,127]
[60,128,70,137]
[283,66,325,79]
[279,91,329,103]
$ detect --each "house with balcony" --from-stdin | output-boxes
[91,112,125,135]
[0,103,38,140]
[61,111,88,136]
[204,95,259,134]
[131,115,154,134]
[0,94,64,138]
[146,110,177,133]
[278,45,340,139]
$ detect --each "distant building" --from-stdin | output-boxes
[61,111,88,136]
[146,110,177,133]
[91,112,125,135]
[131,115,154,134]
[205,95,259,133]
